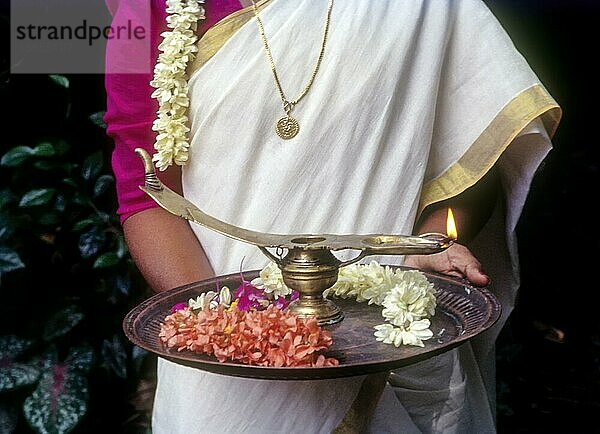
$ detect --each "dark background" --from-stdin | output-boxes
[1,1,599,433]
[485,1,600,433]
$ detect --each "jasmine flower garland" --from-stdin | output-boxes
[254,261,437,348]
[150,0,206,170]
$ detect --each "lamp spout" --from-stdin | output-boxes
[135,148,163,192]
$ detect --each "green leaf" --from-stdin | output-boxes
[33,160,61,171]
[1,146,33,167]
[61,177,78,188]
[32,143,56,157]
[0,336,39,392]
[0,188,17,210]
[40,348,59,372]
[49,74,69,88]
[0,362,40,392]
[54,195,67,213]
[39,213,60,226]
[0,214,14,242]
[81,151,103,181]
[78,229,106,259]
[131,346,148,376]
[42,306,85,341]
[115,235,128,259]
[93,252,119,269]
[88,111,107,129]
[65,344,94,374]
[72,192,90,206]
[0,400,19,434]
[0,247,25,273]
[19,189,56,207]
[0,211,15,242]
[0,229,10,243]
[101,336,127,378]
[23,363,88,434]
[72,219,96,232]
[93,174,114,198]
[115,273,131,296]
[0,335,34,359]
[54,140,70,156]
[96,211,111,223]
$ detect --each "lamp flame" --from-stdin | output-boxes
[447,208,458,240]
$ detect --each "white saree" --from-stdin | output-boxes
[152,0,561,433]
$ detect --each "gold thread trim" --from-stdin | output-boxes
[187,0,271,75]
[418,84,562,214]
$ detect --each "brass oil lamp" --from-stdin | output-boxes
[136,149,453,325]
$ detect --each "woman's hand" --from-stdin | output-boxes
[408,167,499,287]
[403,243,490,287]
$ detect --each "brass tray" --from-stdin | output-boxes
[123,266,501,380]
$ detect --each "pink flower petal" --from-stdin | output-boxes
[159,303,338,367]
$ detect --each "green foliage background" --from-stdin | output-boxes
[0,72,153,434]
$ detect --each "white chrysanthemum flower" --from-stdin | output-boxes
[251,262,291,298]
[189,291,217,310]
[151,0,205,170]
[374,319,434,348]
[381,270,436,325]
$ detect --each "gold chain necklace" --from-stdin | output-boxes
[252,0,334,139]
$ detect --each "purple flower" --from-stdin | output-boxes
[232,261,299,312]
[273,296,288,310]
[170,302,188,313]
[234,280,266,312]
[273,291,300,310]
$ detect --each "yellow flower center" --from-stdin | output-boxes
[226,300,238,312]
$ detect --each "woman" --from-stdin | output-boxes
[105,0,560,432]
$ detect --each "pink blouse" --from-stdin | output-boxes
[104,0,242,223]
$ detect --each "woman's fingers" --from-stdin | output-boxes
[449,245,490,286]
[404,244,490,287]
[461,261,490,286]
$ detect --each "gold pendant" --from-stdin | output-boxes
[276,115,299,140]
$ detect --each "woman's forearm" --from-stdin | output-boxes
[122,165,214,293]
[123,208,215,292]
[414,167,499,243]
